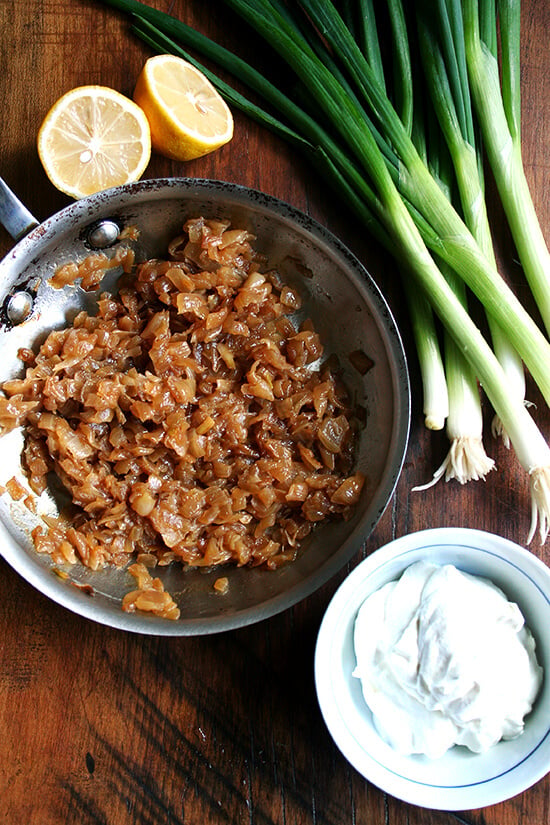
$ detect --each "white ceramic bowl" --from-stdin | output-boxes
[314,528,550,810]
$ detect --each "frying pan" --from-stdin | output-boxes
[0,176,410,635]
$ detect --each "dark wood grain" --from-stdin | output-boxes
[0,2,549,823]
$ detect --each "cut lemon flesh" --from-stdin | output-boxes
[133,55,234,161]
[37,86,151,199]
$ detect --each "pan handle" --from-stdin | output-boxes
[0,176,40,242]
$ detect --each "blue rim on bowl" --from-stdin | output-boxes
[314,528,550,810]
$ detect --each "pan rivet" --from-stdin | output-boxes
[86,220,120,249]
[7,291,33,325]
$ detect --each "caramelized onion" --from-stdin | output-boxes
[0,217,365,615]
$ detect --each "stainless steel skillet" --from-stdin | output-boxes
[0,176,410,635]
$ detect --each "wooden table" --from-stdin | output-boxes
[0,1,548,823]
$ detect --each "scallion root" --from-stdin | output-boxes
[527,467,550,545]
[491,415,511,449]
[413,436,496,490]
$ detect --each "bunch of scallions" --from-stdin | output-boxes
[96,0,550,544]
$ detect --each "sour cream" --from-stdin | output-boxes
[353,561,543,759]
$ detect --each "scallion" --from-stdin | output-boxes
[464,0,550,336]
[415,0,525,452]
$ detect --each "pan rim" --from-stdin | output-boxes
[0,177,410,636]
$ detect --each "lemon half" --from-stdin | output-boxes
[37,85,151,200]
[133,54,234,161]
